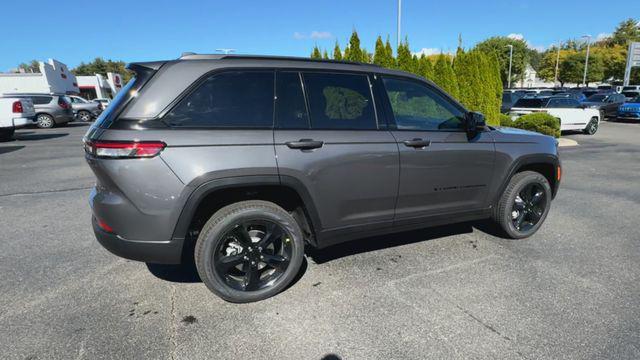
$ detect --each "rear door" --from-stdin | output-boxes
[273,71,399,233]
[379,76,495,222]
[546,98,587,130]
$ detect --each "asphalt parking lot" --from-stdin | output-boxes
[1,121,639,360]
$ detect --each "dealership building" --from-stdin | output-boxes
[0,58,123,100]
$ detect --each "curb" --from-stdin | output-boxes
[558,138,578,147]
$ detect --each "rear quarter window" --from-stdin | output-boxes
[32,96,52,105]
[163,71,275,128]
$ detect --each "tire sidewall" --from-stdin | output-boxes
[196,203,304,303]
[586,117,598,135]
[503,173,552,239]
[78,111,92,122]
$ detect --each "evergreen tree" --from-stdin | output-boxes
[333,42,343,60]
[343,46,351,61]
[322,49,329,59]
[346,30,364,62]
[418,54,433,80]
[433,53,459,99]
[310,46,322,59]
[396,39,414,73]
[373,36,387,67]
[384,37,396,68]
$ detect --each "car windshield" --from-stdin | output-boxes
[586,94,607,102]
[629,97,640,103]
[513,98,545,108]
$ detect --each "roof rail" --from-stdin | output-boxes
[178,53,380,67]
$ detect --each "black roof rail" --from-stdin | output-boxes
[178,53,380,67]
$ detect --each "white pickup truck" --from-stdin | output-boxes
[509,96,601,135]
[0,97,36,140]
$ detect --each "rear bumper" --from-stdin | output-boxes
[1,116,35,129]
[92,216,183,264]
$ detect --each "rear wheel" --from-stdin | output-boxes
[494,171,552,239]
[0,128,15,141]
[195,200,305,303]
[77,110,92,122]
[584,117,598,135]
[36,114,55,128]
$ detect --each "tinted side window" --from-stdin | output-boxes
[382,77,465,131]
[163,71,274,128]
[303,72,376,130]
[547,99,562,108]
[32,96,52,105]
[565,99,580,108]
[275,72,309,129]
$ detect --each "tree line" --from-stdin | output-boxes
[311,32,503,126]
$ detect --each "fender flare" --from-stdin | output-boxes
[170,175,322,246]
[493,153,561,205]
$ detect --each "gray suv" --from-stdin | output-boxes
[6,93,74,128]
[84,55,561,302]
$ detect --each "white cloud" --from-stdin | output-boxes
[310,31,332,39]
[414,48,452,56]
[293,31,333,40]
[507,33,525,41]
[596,32,612,41]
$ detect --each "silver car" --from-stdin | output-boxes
[6,93,74,128]
[69,96,103,122]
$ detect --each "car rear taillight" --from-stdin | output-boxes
[84,140,166,159]
[12,101,23,113]
[97,218,114,233]
[58,98,70,109]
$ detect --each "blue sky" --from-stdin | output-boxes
[0,0,637,71]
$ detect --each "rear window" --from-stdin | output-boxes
[513,98,545,108]
[586,94,607,102]
[623,91,640,98]
[302,72,376,130]
[163,71,275,128]
[623,86,638,91]
[32,96,52,105]
[629,97,640,103]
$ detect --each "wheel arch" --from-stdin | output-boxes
[495,154,560,206]
[171,175,322,261]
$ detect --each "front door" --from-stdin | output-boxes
[274,71,399,233]
[379,76,495,222]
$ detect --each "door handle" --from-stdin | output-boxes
[402,138,430,148]
[285,139,324,150]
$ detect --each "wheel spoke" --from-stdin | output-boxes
[262,254,288,271]
[531,190,544,205]
[257,222,282,249]
[215,254,244,273]
[243,263,261,291]
[514,211,526,229]
[232,225,253,247]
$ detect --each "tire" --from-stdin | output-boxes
[77,110,92,122]
[195,200,305,303]
[583,117,599,135]
[0,128,15,141]
[36,114,55,128]
[493,171,552,239]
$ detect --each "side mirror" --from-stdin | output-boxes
[464,112,485,139]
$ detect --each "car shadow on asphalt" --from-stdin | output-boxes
[14,133,69,141]
[145,221,502,285]
[307,222,475,264]
[0,145,25,155]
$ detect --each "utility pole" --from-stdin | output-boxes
[506,44,514,89]
[581,35,591,87]
[554,42,561,86]
[397,0,402,49]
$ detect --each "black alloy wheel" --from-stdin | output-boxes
[213,220,292,291]
[511,183,547,233]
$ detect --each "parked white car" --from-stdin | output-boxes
[509,96,601,135]
[0,97,36,140]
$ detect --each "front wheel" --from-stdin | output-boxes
[195,200,305,303]
[584,117,599,135]
[493,171,552,239]
[36,114,55,128]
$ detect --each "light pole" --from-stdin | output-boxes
[506,44,514,89]
[397,0,402,49]
[581,35,591,87]
[554,42,561,86]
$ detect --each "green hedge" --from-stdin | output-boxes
[500,113,560,138]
